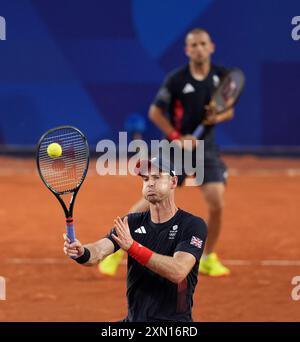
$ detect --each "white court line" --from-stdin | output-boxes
[222,260,252,266]
[5,258,69,264]
[260,260,300,266]
[1,167,300,177]
[229,168,300,177]
[223,259,300,266]
[4,258,300,267]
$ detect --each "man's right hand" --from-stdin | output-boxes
[176,134,198,150]
[63,234,85,258]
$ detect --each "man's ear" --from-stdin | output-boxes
[184,46,189,58]
[171,176,178,189]
[210,42,216,54]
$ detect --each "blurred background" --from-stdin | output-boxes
[0,0,300,323]
[0,0,299,152]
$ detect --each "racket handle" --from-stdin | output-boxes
[192,124,204,138]
[66,218,76,243]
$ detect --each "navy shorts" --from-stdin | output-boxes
[175,150,228,187]
[202,157,227,185]
[176,158,227,186]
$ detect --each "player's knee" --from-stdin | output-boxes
[208,199,224,212]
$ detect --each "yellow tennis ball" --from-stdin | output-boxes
[47,143,62,158]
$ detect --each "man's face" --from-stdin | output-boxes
[185,31,215,64]
[141,171,177,204]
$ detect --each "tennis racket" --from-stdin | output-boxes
[36,126,89,243]
[193,68,245,138]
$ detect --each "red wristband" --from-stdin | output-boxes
[127,241,153,266]
[167,130,181,141]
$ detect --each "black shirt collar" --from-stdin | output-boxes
[147,208,182,229]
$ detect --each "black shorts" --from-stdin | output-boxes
[174,146,228,186]
[176,157,227,186]
[160,143,227,187]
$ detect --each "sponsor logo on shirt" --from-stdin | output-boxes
[182,83,195,94]
[169,225,178,239]
[190,236,203,249]
[157,87,171,102]
[134,226,147,234]
[212,75,220,87]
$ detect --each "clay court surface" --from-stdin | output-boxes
[0,155,299,322]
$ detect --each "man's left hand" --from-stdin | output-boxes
[202,113,219,125]
[203,103,219,125]
[112,216,134,251]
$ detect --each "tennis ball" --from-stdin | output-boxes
[47,143,62,158]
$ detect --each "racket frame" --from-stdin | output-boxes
[36,125,89,242]
[212,67,245,114]
[193,68,245,138]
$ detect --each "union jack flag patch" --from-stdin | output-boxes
[190,236,203,249]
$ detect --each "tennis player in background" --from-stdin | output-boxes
[100,28,234,277]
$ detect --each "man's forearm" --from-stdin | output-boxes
[125,240,195,284]
[79,239,115,266]
[146,253,187,284]
[80,244,103,266]
[148,105,176,137]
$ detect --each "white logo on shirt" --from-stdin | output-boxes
[169,225,179,239]
[134,226,147,234]
[213,75,220,87]
[182,83,195,94]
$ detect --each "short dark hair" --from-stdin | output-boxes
[185,28,212,44]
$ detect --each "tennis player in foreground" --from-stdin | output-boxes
[63,156,207,322]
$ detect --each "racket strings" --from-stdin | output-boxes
[38,127,89,194]
[213,69,245,113]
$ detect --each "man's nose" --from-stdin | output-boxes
[148,178,156,186]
